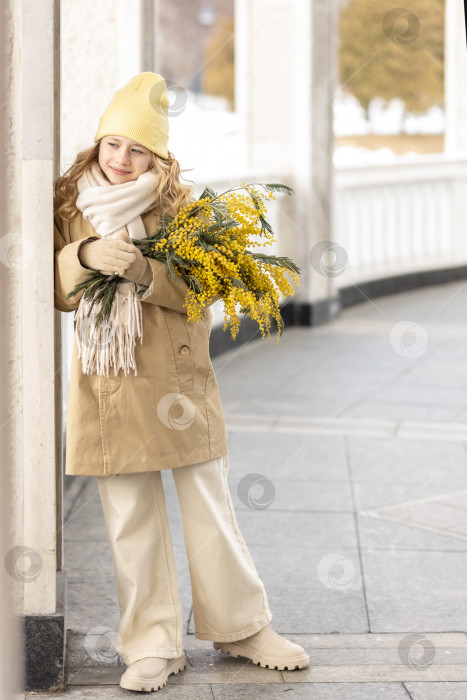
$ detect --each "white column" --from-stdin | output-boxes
[236,0,297,172]
[294,0,339,309]
[235,0,338,316]
[0,0,18,694]
[20,0,58,617]
[1,0,60,691]
[445,0,467,154]
[2,0,59,621]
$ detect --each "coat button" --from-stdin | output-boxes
[180,345,191,355]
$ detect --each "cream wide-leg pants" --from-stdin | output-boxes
[96,454,272,665]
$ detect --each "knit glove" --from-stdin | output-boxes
[115,231,153,286]
[78,234,152,286]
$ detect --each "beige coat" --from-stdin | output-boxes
[54,207,229,477]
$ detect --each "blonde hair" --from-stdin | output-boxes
[54,141,195,221]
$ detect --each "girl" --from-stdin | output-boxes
[53,72,309,693]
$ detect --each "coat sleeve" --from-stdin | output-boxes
[54,212,100,312]
[136,257,191,314]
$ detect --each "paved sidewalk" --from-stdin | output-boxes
[37,281,467,698]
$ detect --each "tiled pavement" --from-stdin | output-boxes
[34,281,467,699]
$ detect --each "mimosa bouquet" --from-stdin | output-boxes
[67,182,300,344]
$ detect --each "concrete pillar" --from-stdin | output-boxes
[4,0,64,691]
[0,1,19,695]
[235,0,339,325]
[445,0,467,154]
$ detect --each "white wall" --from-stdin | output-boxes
[60,0,148,171]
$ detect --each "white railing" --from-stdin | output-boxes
[333,155,467,288]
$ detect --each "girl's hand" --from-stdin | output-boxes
[115,231,153,286]
[78,233,152,285]
[78,237,139,277]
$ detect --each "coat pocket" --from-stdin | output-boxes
[99,373,124,396]
[163,310,196,392]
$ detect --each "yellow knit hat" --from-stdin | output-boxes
[94,72,170,158]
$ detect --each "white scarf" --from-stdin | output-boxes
[74,163,157,377]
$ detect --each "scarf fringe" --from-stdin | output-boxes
[75,284,143,377]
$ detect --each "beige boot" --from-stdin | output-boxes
[213,624,309,671]
[119,654,186,692]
